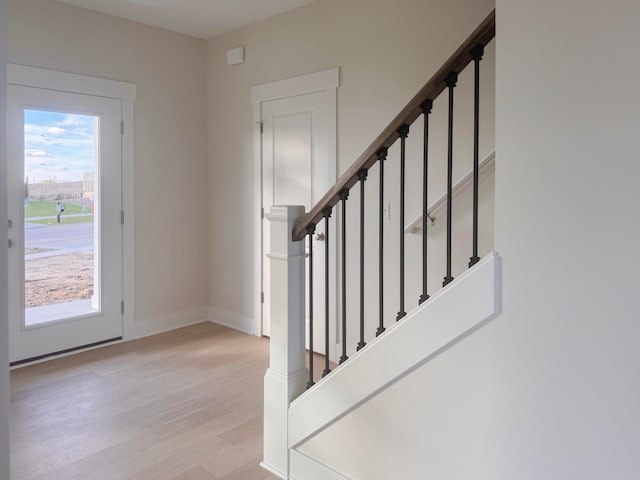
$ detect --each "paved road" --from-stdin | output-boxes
[24,221,94,258]
[26,214,93,221]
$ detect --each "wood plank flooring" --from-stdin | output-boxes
[9,322,280,480]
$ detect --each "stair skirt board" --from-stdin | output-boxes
[288,252,500,448]
[290,449,350,480]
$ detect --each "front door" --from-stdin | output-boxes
[7,84,123,364]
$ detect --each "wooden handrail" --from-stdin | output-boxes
[292,9,495,242]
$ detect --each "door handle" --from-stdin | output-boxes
[314,232,325,242]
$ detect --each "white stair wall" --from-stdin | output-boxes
[288,252,500,478]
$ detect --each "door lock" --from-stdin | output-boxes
[8,219,13,229]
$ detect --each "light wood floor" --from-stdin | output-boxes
[10,322,280,480]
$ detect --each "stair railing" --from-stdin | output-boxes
[297,10,495,388]
[263,11,495,476]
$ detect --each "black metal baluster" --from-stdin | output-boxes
[306,225,315,389]
[357,170,367,351]
[443,72,458,287]
[376,148,387,336]
[397,125,410,321]
[419,100,433,304]
[469,44,484,268]
[322,207,332,377]
[339,189,349,364]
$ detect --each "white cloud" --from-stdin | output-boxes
[59,115,82,127]
[25,149,51,157]
[24,124,41,134]
[46,126,66,136]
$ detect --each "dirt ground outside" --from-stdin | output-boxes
[25,252,94,308]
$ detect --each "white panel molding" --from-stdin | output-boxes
[133,306,209,339]
[405,150,495,234]
[263,205,308,478]
[290,449,350,480]
[288,252,501,448]
[209,306,257,336]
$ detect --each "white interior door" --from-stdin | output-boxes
[7,84,123,364]
[261,91,336,359]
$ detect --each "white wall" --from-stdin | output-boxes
[0,0,11,476]
[490,0,640,476]
[7,0,210,333]
[295,1,640,478]
[207,0,495,333]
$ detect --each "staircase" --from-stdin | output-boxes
[262,11,498,479]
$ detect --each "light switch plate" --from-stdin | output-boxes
[383,202,391,220]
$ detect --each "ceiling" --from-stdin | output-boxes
[55,0,318,39]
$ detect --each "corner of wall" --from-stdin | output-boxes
[133,306,210,339]
[209,306,258,336]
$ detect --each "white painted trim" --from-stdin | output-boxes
[133,307,209,339]
[290,449,350,480]
[121,97,135,340]
[253,104,264,336]
[259,461,287,480]
[405,150,495,234]
[7,64,136,100]
[0,8,10,478]
[267,252,308,262]
[252,68,339,339]
[266,206,307,222]
[7,65,137,343]
[264,205,308,478]
[251,68,339,103]
[209,306,257,336]
[288,252,500,448]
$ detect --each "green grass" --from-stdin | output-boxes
[29,215,94,225]
[24,200,89,218]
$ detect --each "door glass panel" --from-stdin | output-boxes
[23,109,99,326]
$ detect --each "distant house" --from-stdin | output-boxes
[83,171,93,200]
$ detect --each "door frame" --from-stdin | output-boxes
[251,68,339,338]
[7,64,137,341]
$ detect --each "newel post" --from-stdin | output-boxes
[261,205,307,479]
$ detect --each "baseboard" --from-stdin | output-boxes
[209,306,258,336]
[290,449,350,480]
[133,306,209,339]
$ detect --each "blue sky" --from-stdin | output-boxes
[24,110,96,183]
